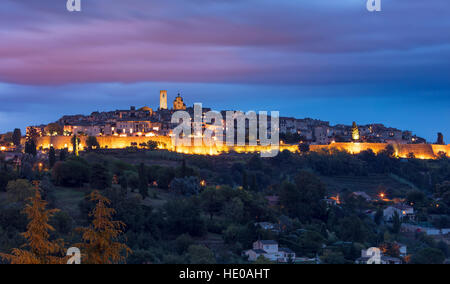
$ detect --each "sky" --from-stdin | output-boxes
[0,0,449,142]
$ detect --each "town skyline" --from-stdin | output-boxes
[2,87,447,144]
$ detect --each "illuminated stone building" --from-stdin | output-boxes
[116,120,161,136]
[173,94,187,110]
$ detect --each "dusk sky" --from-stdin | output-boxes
[0,0,449,142]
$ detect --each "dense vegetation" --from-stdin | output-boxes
[0,145,449,264]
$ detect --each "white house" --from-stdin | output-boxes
[243,240,296,263]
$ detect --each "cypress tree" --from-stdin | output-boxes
[49,147,56,168]
[250,174,257,192]
[12,128,22,147]
[242,171,248,190]
[59,149,67,161]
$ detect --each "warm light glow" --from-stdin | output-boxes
[200,180,206,187]
[330,195,341,205]
[31,135,448,160]
[0,146,6,151]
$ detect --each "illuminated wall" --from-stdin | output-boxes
[310,142,450,159]
[36,136,171,151]
[34,136,449,160]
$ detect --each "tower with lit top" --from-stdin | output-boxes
[160,90,168,110]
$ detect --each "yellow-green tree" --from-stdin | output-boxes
[71,134,80,156]
[0,182,67,264]
[352,121,360,141]
[77,190,131,264]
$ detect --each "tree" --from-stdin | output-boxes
[407,190,427,207]
[138,163,148,199]
[410,247,445,264]
[321,250,347,264]
[119,175,128,193]
[352,121,360,141]
[381,144,395,158]
[6,179,35,203]
[0,184,66,264]
[71,135,80,156]
[223,197,244,222]
[253,255,274,264]
[187,245,216,264]
[297,230,326,257]
[90,163,112,190]
[12,128,22,146]
[250,174,258,192]
[124,170,139,190]
[52,159,90,187]
[86,136,100,151]
[175,234,194,255]
[156,167,175,189]
[164,199,207,237]
[0,165,16,192]
[337,216,368,243]
[200,187,225,220]
[24,139,37,156]
[49,146,56,168]
[170,176,200,196]
[298,143,310,154]
[146,140,158,151]
[59,148,67,161]
[435,181,450,199]
[374,207,383,225]
[242,170,249,190]
[279,171,327,221]
[391,211,401,234]
[76,190,131,264]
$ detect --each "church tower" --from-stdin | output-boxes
[173,93,187,110]
[160,90,168,110]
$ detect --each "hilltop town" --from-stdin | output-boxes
[21,90,433,145]
[0,91,448,161]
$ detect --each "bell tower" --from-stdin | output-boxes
[160,90,168,110]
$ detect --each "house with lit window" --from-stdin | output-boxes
[383,204,414,221]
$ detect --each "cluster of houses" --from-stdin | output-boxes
[279,117,426,145]
[249,191,449,264]
[21,90,427,146]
